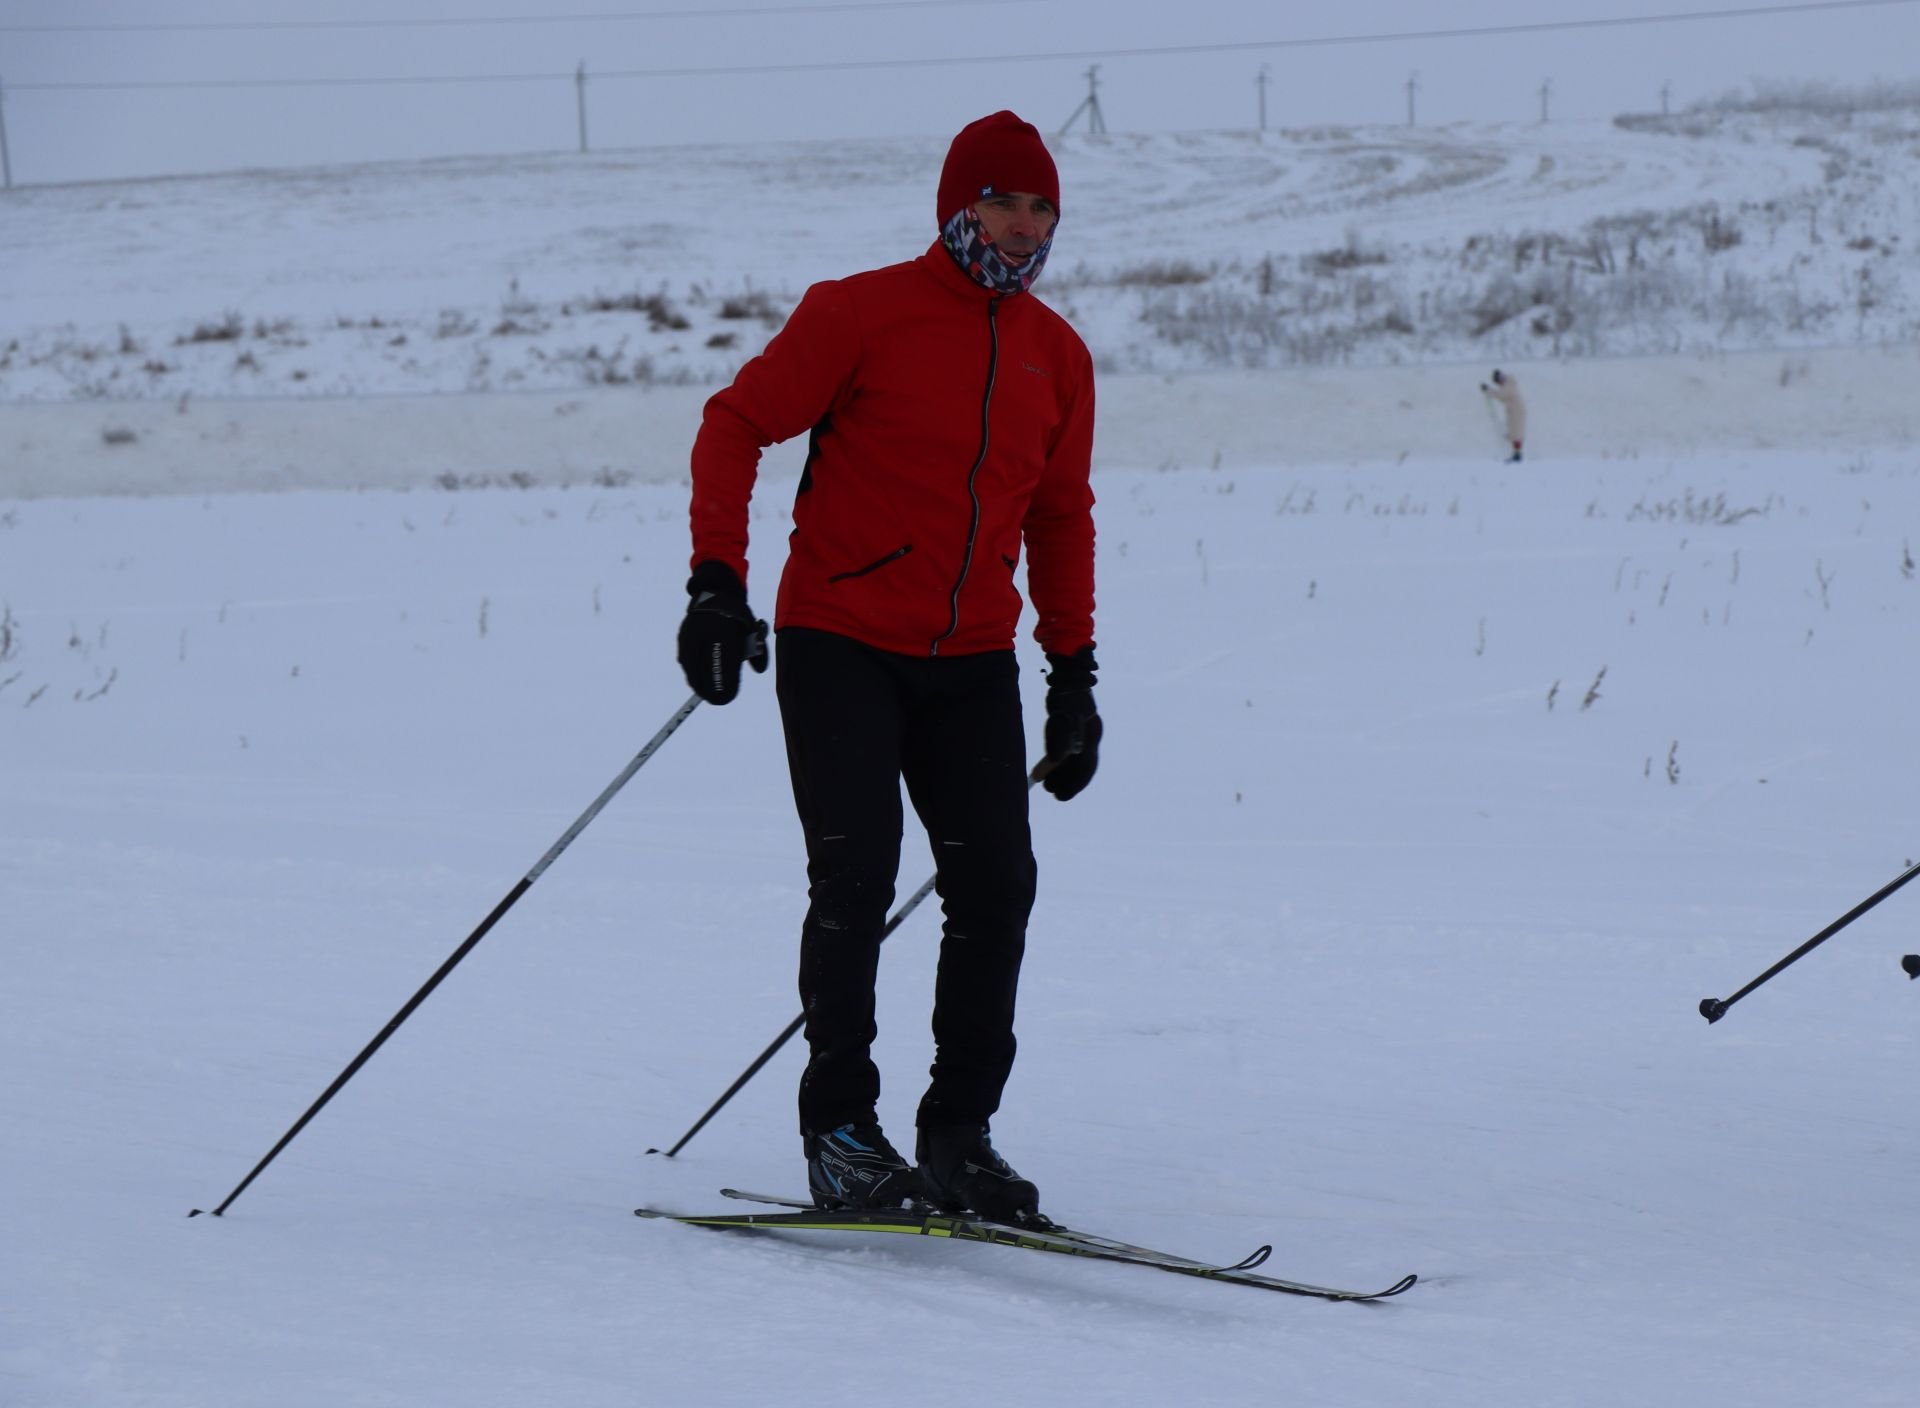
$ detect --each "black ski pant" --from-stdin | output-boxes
[775,627,1037,1139]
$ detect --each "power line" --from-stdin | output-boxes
[9,0,1918,92]
[0,0,1051,35]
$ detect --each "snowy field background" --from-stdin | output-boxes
[4,101,1920,407]
[5,100,1920,1406]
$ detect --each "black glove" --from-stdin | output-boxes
[1041,646,1101,801]
[677,560,767,705]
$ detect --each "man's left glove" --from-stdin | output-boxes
[677,560,768,705]
[1041,646,1101,801]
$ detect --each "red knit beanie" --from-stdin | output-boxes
[936,111,1060,227]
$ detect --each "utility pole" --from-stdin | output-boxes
[1058,64,1107,137]
[575,62,589,154]
[1405,71,1419,127]
[0,74,13,190]
[1660,80,1672,116]
[1539,78,1552,124]
[1255,64,1270,133]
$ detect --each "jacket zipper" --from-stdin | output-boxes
[932,296,999,655]
[828,545,912,583]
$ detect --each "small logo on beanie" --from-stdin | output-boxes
[979,185,995,197]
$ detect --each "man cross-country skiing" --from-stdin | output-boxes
[676,111,1100,1225]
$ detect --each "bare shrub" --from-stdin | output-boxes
[1308,241,1389,275]
[1625,490,1771,525]
[717,289,784,321]
[568,291,650,315]
[568,289,692,330]
[499,280,539,319]
[1465,271,1561,336]
[1098,260,1213,288]
[1695,78,1920,116]
[548,342,664,387]
[178,313,244,345]
[645,296,692,332]
[1702,211,1743,253]
[436,470,539,491]
[1612,112,1719,138]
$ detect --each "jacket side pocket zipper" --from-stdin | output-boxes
[828,544,913,583]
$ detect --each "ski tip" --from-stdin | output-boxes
[1328,1273,1419,1301]
[1225,1244,1273,1272]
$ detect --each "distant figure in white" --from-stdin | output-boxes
[1479,369,1526,463]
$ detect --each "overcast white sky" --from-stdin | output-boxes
[3,0,1918,185]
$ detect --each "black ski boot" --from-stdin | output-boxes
[915,1124,1041,1224]
[805,1121,918,1211]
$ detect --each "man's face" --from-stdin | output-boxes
[972,191,1058,266]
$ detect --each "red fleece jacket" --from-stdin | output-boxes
[688,239,1096,658]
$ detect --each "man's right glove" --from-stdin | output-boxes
[677,560,768,705]
[1041,646,1101,801]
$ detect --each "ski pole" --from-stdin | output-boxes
[192,691,706,1217]
[1699,856,1920,1024]
[648,755,1057,1158]
[1901,955,1919,980]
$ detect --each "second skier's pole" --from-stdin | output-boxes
[1699,856,1920,1023]
[192,692,705,1217]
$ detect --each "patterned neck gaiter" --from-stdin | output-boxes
[941,205,1054,296]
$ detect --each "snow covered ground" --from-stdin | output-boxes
[5,105,1918,407]
[7,448,1920,1405]
[6,108,1920,1407]
[3,341,1917,501]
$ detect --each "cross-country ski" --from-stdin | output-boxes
[635,1191,1417,1302]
